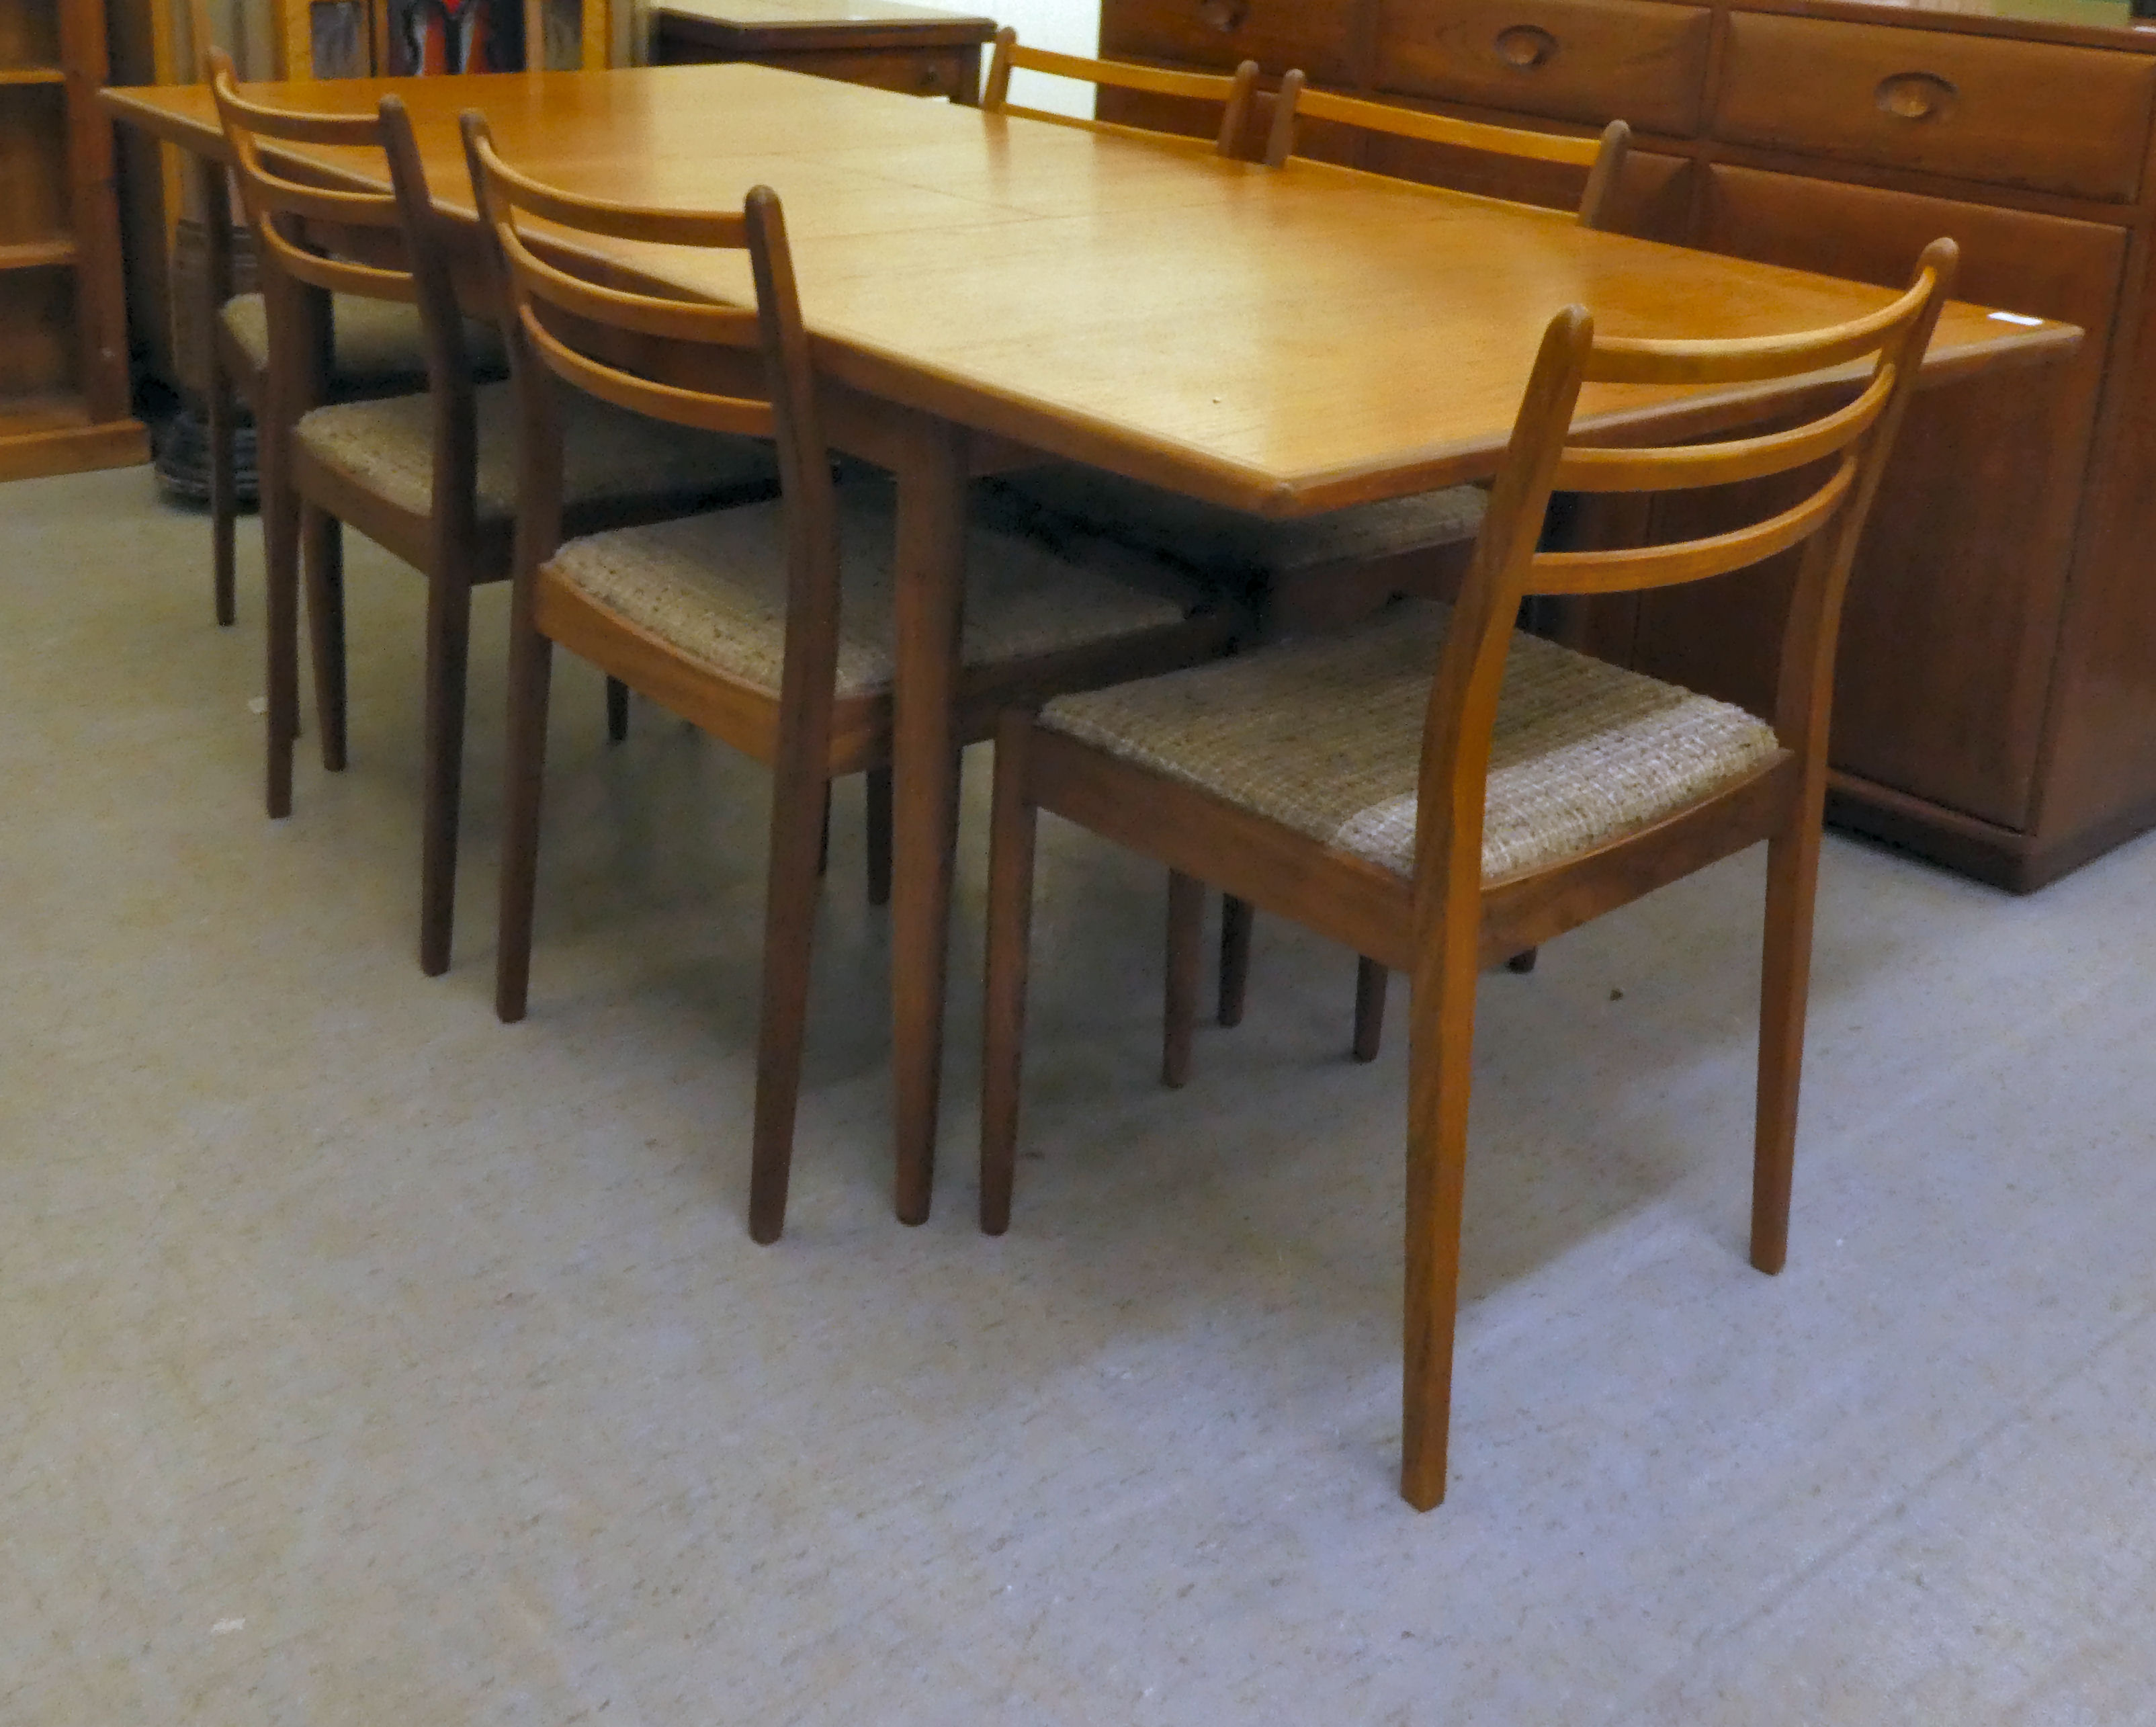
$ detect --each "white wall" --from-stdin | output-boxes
[988,0,1104,117]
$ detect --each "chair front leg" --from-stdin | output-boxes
[1162,872,1205,1088]
[1353,958,1388,1063]
[259,400,300,822]
[301,505,347,771]
[748,759,831,1245]
[495,622,554,1025]
[1751,817,1823,1276]
[417,560,475,977]
[1401,935,1478,1511]
[1217,894,1253,1027]
[979,712,1040,1236]
[207,356,240,628]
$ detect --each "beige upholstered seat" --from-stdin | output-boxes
[994,464,1487,594]
[1042,601,1782,881]
[220,293,507,388]
[296,380,777,525]
[548,478,1196,702]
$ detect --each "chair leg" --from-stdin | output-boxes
[865,766,893,908]
[1353,957,1388,1063]
[207,363,239,628]
[495,624,554,1025]
[605,675,630,743]
[417,564,475,978]
[1752,822,1821,1276]
[746,764,830,1245]
[1217,894,1253,1027]
[980,715,1039,1236]
[260,429,300,822]
[816,783,833,878]
[300,505,347,773]
[1401,947,1478,1512]
[1163,871,1205,1089]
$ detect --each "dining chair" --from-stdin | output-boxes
[1264,75,1633,222]
[188,0,507,629]
[1196,83,1640,1063]
[980,27,1261,158]
[212,60,781,974]
[461,114,1240,1245]
[978,241,1957,1509]
[995,87,1634,1068]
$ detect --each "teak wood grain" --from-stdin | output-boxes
[104,65,2076,1224]
[100,67,2071,516]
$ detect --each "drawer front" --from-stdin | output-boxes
[1717,14,2155,202]
[1376,0,1711,136]
[748,46,977,101]
[1103,0,1367,87]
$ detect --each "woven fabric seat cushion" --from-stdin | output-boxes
[1042,602,1782,881]
[994,462,1487,580]
[219,294,507,388]
[545,478,1195,702]
[295,380,777,524]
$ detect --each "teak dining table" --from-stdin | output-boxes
[103,65,2076,1226]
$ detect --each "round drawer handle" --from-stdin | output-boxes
[1198,0,1249,32]
[916,63,947,91]
[1494,24,1559,69]
[1875,71,1958,122]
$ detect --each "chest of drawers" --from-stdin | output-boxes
[1099,0,2156,890]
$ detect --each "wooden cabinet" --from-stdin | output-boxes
[652,0,996,103]
[0,0,145,479]
[1096,0,2156,889]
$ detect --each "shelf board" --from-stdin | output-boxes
[0,393,148,481]
[0,67,67,85]
[0,237,79,271]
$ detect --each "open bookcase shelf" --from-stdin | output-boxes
[0,0,145,482]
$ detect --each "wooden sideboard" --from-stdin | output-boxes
[1099,0,2156,890]
[651,0,996,103]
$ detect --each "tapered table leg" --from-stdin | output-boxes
[888,413,972,1226]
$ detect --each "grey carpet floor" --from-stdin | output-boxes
[5,466,2153,1724]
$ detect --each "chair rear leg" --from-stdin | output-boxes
[495,625,554,1024]
[865,767,893,907]
[417,566,474,978]
[1353,957,1388,1063]
[301,505,347,772]
[1752,822,1822,1276]
[980,714,1039,1235]
[1218,894,1253,1027]
[208,362,239,628]
[1402,947,1478,1512]
[1163,871,1205,1088]
[605,675,630,743]
[748,764,830,1245]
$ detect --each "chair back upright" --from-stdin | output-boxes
[456,112,840,739]
[1415,238,1959,927]
[1266,79,1631,230]
[982,28,1262,161]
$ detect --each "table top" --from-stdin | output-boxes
[102,65,2077,515]
[652,0,996,48]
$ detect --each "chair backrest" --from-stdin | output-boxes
[458,111,839,698]
[982,28,1262,161]
[1412,237,1958,903]
[1266,79,1631,230]
[211,56,477,453]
